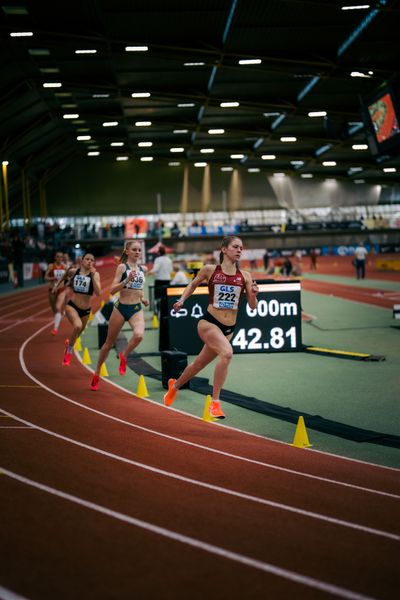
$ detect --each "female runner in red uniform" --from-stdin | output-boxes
[90,240,149,391]
[53,252,101,366]
[45,251,67,335]
[163,236,258,419]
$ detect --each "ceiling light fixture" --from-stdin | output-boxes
[87,152,100,156]
[238,59,262,65]
[168,162,181,166]
[194,162,207,167]
[63,113,79,119]
[322,161,337,166]
[141,157,153,162]
[230,154,244,159]
[102,121,118,127]
[208,129,224,134]
[221,167,233,172]
[116,156,129,161]
[135,121,152,126]
[173,129,188,134]
[308,111,327,117]
[131,92,151,98]
[138,142,153,147]
[77,136,91,141]
[220,102,240,108]
[383,167,396,173]
[280,137,297,142]
[200,149,214,153]
[43,82,62,88]
[341,5,370,10]
[111,142,124,146]
[10,31,33,37]
[75,49,97,54]
[170,147,185,153]
[261,154,276,160]
[184,62,205,66]
[248,168,260,173]
[177,103,195,107]
[125,46,148,52]
[352,144,368,150]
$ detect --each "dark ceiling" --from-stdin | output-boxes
[1,0,400,195]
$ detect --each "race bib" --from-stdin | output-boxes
[73,274,91,294]
[125,269,145,290]
[53,268,64,281]
[213,284,241,310]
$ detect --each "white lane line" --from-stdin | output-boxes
[17,322,400,500]
[0,308,51,334]
[1,408,397,542]
[0,583,30,600]
[0,467,379,600]
[0,300,49,319]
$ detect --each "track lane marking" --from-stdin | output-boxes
[16,322,400,499]
[0,467,381,600]
[1,407,398,541]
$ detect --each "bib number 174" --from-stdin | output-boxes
[232,326,297,351]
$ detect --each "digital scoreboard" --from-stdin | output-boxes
[159,280,302,355]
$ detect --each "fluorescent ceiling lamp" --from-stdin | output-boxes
[348,167,363,174]
[168,162,181,166]
[341,5,370,9]
[354,179,365,183]
[76,127,89,131]
[230,154,244,159]
[291,160,304,166]
[194,162,207,167]
[111,142,124,146]
[2,6,29,14]
[102,121,118,127]
[184,62,205,66]
[200,149,214,153]
[280,137,297,142]
[92,93,110,98]
[263,112,281,117]
[322,161,336,166]
[10,31,33,37]
[308,111,327,117]
[170,147,184,153]
[88,145,99,149]
[28,48,50,56]
[220,102,239,108]
[273,173,286,177]
[221,167,233,171]
[77,135,91,141]
[301,174,313,178]
[61,104,78,108]
[140,157,153,162]
[352,144,368,150]
[116,156,129,161]
[238,59,262,65]
[75,49,97,54]
[40,67,59,73]
[43,82,62,88]
[2,161,9,166]
[135,121,152,126]
[248,168,260,173]
[55,92,71,97]
[125,46,148,51]
[87,152,100,156]
[208,129,224,134]
[138,142,152,147]
[261,154,276,160]
[63,113,79,119]
[177,103,195,107]
[174,129,188,134]
[350,71,371,78]
[383,167,396,173]
[131,92,151,98]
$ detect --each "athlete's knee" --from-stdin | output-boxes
[219,347,233,362]
[133,331,144,344]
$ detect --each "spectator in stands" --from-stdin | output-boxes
[353,242,368,279]
[11,233,25,287]
[171,222,181,238]
[263,249,270,272]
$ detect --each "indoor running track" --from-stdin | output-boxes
[0,277,399,600]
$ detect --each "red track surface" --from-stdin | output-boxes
[1,263,399,599]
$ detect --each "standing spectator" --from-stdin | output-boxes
[263,249,270,272]
[150,246,173,315]
[309,248,318,271]
[11,233,25,287]
[354,242,368,280]
[170,262,189,285]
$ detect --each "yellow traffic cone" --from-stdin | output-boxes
[100,299,105,309]
[99,362,109,377]
[74,336,82,351]
[136,374,149,397]
[88,310,94,322]
[82,347,92,365]
[291,416,312,448]
[152,314,159,329]
[202,395,216,423]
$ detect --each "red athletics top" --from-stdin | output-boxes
[208,264,246,310]
[48,263,67,286]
